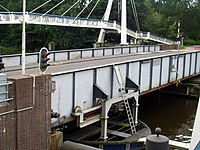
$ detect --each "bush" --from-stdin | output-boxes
[179,45,186,49]
[184,39,200,46]
[0,46,20,55]
[194,40,200,45]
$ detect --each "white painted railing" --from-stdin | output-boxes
[2,45,161,67]
[0,12,175,44]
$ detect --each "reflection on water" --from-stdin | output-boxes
[138,91,198,140]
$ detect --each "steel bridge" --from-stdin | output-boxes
[4,45,200,140]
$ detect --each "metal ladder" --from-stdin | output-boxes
[113,65,136,134]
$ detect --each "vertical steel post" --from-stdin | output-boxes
[134,92,139,125]
[177,18,180,38]
[22,0,26,75]
[100,100,108,140]
[120,0,127,45]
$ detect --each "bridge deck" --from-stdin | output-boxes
[5,49,200,126]
[6,50,183,77]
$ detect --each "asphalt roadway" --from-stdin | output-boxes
[4,49,198,78]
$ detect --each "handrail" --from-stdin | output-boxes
[0,11,175,44]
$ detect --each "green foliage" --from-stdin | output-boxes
[179,45,186,49]
[0,46,19,55]
[0,0,102,54]
[142,0,169,35]
[184,39,200,46]
[150,0,200,40]
[0,0,200,54]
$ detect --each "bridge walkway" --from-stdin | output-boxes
[0,12,175,44]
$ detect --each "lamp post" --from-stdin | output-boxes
[22,0,26,75]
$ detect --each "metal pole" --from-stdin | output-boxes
[177,18,180,38]
[182,37,184,46]
[134,92,139,125]
[100,100,108,140]
[120,0,127,45]
[22,0,26,75]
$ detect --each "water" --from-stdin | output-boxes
[138,91,198,141]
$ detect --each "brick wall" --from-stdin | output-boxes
[0,74,51,150]
[0,78,16,150]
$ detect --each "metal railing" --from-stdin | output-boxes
[2,45,161,67]
[0,79,13,103]
[0,12,175,44]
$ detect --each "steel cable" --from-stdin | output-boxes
[87,0,101,18]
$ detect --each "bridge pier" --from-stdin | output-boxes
[97,29,106,44]
[0,74,52,150]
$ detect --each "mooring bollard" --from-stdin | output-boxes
[146,127,169,150]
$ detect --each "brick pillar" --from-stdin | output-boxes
[0,74,51,150]
[0,77,16,150]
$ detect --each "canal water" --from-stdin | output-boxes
[138,91,198,141]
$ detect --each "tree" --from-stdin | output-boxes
[0,0,200,55]
[150,0,200,39]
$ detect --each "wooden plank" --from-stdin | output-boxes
[107,129,131,138]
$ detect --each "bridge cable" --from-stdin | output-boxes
[61,0,81,16]
[87,0,101,19]
[43,0,65,16]
[133,0,140,31]
[0,5,10,12]
[69,0,93,25]
[117,0,120,21]
[130,0,140,31]
[30,0,52,13]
